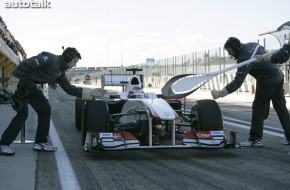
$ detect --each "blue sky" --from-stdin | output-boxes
[0,0,289,67]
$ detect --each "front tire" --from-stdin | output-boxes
[81,100,109,149]
[83,100,109,132]
[191,99,223,130]
[75,97,86,131]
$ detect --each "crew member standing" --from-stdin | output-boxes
[0,47,106,156]
[211,37,290,147]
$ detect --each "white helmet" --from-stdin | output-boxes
[128,86,144,99]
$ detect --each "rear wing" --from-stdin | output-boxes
[101,74,144,89]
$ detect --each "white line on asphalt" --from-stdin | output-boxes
[50,120,81,190]
[223,120,284,138]
[223,116,284,131]
[44,84,81,190]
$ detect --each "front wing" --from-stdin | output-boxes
[83,130,232,151]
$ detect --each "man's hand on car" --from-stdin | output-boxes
[211,88,228,100]
[82,88,107,100]
[6,75,20,95]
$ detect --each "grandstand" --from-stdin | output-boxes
[0,15,26,85]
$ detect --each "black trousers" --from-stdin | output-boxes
[0,82,51,145]
[250,79,290,140]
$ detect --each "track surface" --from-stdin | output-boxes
[35,87,290,190]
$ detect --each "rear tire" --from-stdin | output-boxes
[191,99,223,130]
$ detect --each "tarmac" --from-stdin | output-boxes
[0,88,289,190]
[0,103,37,190]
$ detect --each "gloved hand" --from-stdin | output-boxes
[82,88,107,100]
[255,53,272,63]
[6,75,20,94]
[91,88,107,97]
[211,88,228,100]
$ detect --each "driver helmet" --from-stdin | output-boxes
[128,86,144,99]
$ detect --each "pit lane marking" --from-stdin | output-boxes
[50,120,81,190]
[44,85,81,190]
[223,117,284,138]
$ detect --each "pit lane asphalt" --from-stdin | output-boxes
[1,86,290,190]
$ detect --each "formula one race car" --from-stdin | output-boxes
[74,69,236,152]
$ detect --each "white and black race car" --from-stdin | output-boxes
[74,68,236,152]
